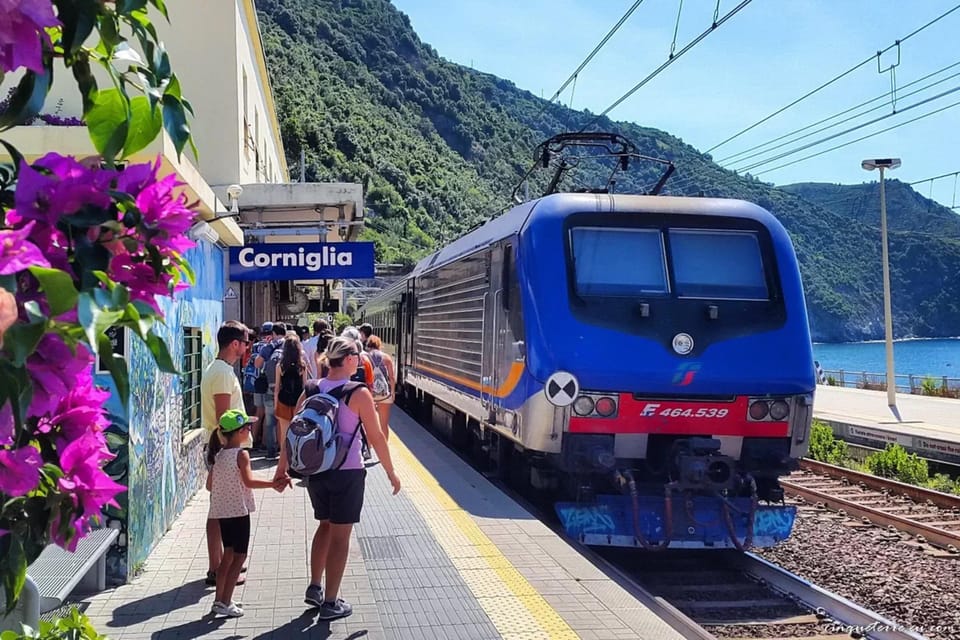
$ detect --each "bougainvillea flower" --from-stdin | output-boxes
[57,431,124,520]
[0,221,50,275]
[26,335,94,418]
[48,370,110,441]
[0,444,42,496]
[0,0,60,74]
[136,172,197,237]
[13,156,114,227]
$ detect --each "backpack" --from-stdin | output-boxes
[265,341,284,387]
[243,342,263,393]
[277,364,304,406]
[285,382,363,476]
[370,351,391,401]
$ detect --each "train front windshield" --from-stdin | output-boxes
[571,226,770,301]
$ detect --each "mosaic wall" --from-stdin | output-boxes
[96,240,225,580]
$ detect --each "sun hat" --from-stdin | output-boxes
[219,409,257,432]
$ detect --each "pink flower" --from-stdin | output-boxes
[57,431,124,523]
[0,444,42,496]
[13,157,114,227]
[0,0,60,74]
[0,221,51,275]
[47,370,110,441]
[26,335,94,418]
[136,173,196,238]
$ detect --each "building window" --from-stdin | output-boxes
[182,327,203,433]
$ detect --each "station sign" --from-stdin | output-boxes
[228,242,375,281]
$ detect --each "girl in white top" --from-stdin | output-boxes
[206,409,289,617]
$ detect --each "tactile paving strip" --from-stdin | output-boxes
[389,437,580,640]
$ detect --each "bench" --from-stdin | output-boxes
[29,527,120,613]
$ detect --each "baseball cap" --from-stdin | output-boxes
[260,322,274,333]
[219,409,257,432]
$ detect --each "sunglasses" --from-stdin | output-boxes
[344,351,358,356]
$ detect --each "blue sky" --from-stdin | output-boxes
[391,0,960,208]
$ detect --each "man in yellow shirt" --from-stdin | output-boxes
[200,320,251,584]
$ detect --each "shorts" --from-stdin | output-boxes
[253,392,268,408]
[218,515,251,554]
[306,469,366,524]
[275,401,296,421]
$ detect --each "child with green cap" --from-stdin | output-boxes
[206,409,290,617]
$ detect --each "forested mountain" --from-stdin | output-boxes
[255,0,960,342]
[781,181,960,238]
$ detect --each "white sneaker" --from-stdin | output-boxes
[211,601,244,617]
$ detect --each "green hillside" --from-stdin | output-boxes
[255,0,960,342]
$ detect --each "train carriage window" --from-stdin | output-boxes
[571,227,668,296]
[668,229,768,300]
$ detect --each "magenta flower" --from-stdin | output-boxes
[0,0,60,74]
[0,444,42,496]
[26,335,94,418]
[13,156,114,227]
[56,432,124,532]
[47,370,110,441]
[0,221,51,275]
[136,172,196,237]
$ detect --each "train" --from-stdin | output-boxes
[360,191,815,550]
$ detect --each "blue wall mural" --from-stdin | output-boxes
[96,239,225,581]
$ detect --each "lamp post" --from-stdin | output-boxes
[861,157,901,417]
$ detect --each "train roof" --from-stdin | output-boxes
[409,193,776,277]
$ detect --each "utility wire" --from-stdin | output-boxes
[752,97,960,176]
[909,170,960,185]
[583,0,753,130]
[718,59,960,165]
[705,3,960,154]
[537,0,647,117]
[732,83,960,174]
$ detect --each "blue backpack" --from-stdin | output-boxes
[242,342,264,393]
[285,382,363,476]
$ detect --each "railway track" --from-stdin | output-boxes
[609,549,926,640]
[782,459,960,552]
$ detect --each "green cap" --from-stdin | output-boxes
[219,409,256,432]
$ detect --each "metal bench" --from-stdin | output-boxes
[29,528,119,613]
[0,528,119,632]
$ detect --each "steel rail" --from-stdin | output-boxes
[733,553,927,640]
[799,458,960,511]
[781,477,960,551]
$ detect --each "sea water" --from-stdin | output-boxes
[813,338,960,379]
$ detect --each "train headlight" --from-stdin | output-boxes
[594,396,617,417]
[769,399,790,421]
[573,396,595,416]
[748,400,769,420]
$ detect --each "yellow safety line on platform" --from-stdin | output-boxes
[391,435,579,639]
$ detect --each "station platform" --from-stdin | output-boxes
[814,385,960,464]
[76,409,683,640]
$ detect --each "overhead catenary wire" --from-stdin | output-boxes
[909,169,960,186]
[731,83,960,174]
[537,0,647,117]
[705,3,960,155]
[717,59,960,165]
[751,97,960,177]
[582,0,753,130]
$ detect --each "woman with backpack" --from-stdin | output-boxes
[274,334,308,453]
[276,337,400,621]
[365,335,396,441]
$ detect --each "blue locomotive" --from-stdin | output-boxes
[361,150,814,550]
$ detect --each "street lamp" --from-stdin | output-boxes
[861,157,901,418]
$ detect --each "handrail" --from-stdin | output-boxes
[820,368,960,398]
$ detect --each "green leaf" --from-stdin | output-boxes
[122,95,162,157]
[2,536,27,614]
[3,321,47,367]
[145,331,178,373]
[70,54,97,114]
[55,0,98,54]
[117,0,148,16]
[0,68,51,130]
[77,292,124,353]
[0,138,24,177]
[149,0,169,20]
[161,95,193,159]
[86,88,130,161]
[28,267,79,317]
[0,275,16,293]
[98,333,129,407]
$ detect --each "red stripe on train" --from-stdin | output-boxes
[568,395,789,437]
